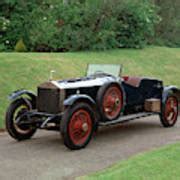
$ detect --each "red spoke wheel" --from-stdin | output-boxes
[69,109,92,145]
[160,96,178,127]
[97,83,123,121]
[61,102,96,150]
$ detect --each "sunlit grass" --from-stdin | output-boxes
[0,46,179,128]
[78,143,180,180]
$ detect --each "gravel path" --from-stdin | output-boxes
[0,115,180,180]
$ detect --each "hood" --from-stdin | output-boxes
[51,76,118,89]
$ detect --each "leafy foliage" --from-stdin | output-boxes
[0,0,39,51]
[153,0,180,47]
[0,0,160,51]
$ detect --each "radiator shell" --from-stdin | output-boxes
[37,82,65,114]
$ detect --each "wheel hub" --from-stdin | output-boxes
[82,122,88,132]
[104,98,121,113]
[115,98,120,106]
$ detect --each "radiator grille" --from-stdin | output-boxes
[37,82,64,114]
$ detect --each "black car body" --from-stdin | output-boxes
[6,64,180,150]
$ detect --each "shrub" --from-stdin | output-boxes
[0,16,10,51]
[0,0,41,51]
[114,0,160,48]
[29,0,160,51]
[28,6,59,51]
[154,0,180,47]
[0,17,10,32]
[0,0,160,51]
[14,38,27,52]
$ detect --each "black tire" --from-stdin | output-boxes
[160,95,178,127]
[60,102,96,150]
[96,83,123,121]
[6,98,37,141]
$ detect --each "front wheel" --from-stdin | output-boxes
[60,102,96,150]
[160,96,178,127]
[6,98,37,141]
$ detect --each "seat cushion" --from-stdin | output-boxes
[123,76,142,87]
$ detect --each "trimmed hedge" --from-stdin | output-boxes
[0,0,160,52]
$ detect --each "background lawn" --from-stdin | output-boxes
[77,143,180,180]
[0,46,180,128]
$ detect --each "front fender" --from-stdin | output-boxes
[64,94,96,106]
[8,89,36,102]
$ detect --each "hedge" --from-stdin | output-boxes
[0,0,160,52]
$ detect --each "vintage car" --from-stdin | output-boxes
[6,64,180,150]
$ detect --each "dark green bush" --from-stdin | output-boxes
[114,0,160,48]
[0,0,39,51]
[0,16,10,51]
[28,0,160,51]
[153,0,180,47]
[0,0,160,52]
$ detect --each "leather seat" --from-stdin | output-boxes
[122,76,142,88]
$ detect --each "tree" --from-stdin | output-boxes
[153,0,180,46]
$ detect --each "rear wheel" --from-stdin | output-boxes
[60,102,96,150]
[6,98,37,140]
[160,96,178,127]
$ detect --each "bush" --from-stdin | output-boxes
[154,0,180,47]
[29,0,160,51]
[0,0,160,51]
[0,0,39,51]
[14,38,27,52]
[114,0,160,48]
[0,16,10,51]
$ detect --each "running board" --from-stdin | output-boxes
[99,112,157,126]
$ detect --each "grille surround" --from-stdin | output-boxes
[37,82,65,114]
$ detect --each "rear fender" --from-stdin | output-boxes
[162,86,180,112]
[163,86,180,101]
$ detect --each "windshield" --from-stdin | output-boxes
[86,64,122,77]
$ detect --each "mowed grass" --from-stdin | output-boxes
[0,46,180,128]
[77,143,180,180]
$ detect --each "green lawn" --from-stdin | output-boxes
[77,143,180,180]
[0,46,180,128]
